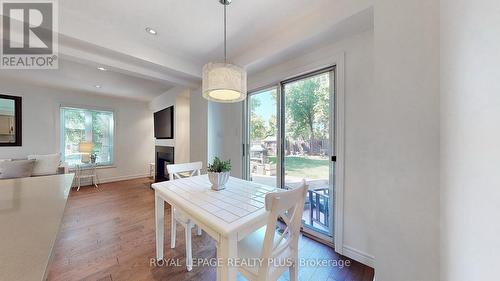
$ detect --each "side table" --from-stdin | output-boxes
[75,164,99,191]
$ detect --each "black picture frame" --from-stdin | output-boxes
[0,94,22,146]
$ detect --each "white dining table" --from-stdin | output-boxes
[152,175,278,281]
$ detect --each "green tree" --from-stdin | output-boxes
[314,82,330,139]
[250,97,265,140]
[64,110,85,146]
[267,114,277,138]
[92,112,105,154]
[250,95,277,140]
[285,77,329,152]
[250,114,267,140]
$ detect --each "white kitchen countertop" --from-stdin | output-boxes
[0,174,74,281]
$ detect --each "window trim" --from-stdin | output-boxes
[60,105,116,168]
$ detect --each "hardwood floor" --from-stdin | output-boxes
[48,178,374,281]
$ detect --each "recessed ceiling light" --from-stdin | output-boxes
[97,67,107,71]
[94,85,102,89]
[145,27,157,35]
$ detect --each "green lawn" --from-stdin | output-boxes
[267,155,329,179]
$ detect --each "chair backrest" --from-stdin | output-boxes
[166,161,203,180]
[258,180,308,276]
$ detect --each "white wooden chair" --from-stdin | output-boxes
[166,161,203,271]
[237,180,308,281]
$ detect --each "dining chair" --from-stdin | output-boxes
[237,180,308,281]
[166,161,203,271]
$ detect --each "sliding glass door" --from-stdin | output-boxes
[282,70,334,237]
[245,88,278,187]
[245,67,335,238]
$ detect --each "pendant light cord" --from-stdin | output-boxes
[224,3,227,63]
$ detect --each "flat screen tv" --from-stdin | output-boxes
[154,106,174,139]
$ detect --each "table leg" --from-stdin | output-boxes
[185,223,193,271]
[216,234,238,281]
[155,192,164,261]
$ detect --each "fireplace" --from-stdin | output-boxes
[155,146,174,182]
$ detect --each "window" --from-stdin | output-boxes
[246,87,278,187]
[60,107,114,167]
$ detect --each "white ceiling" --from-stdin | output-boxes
[0,60,172,101]
[0,0,373,101]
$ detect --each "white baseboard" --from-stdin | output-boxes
[343,245,375,268]
[72,173,150,187]
[97,174,150,184]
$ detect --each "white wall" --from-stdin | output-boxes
[151,87,209,169]
[372,0,440,280]
[0,78,154,183]
[222,30,375,265]
[207,101,243,178]
[440,1,500,280]
[150,87,191,164]
[174,94,190,163]
[189,88,208,166]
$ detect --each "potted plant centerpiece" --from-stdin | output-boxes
[207,157,231,191]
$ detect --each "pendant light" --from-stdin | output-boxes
[202,0,247,103]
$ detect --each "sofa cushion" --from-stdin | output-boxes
[0,159,35,179]
[27,153,61,176]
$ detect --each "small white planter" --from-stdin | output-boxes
[208,171,230,191]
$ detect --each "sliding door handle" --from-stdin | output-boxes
[331,156,336,162]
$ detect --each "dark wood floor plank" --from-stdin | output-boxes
[48,178,374,281]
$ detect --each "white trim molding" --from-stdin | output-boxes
[334,52,346,255]
[97,173,150,184]
[343,245,375,267]
[71,173,150,187]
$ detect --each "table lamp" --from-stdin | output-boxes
[79,142,93,163]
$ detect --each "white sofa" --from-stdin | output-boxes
[0,153,67,179]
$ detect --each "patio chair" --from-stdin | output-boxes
[308,187,329,228]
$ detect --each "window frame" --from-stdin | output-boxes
[60,105,115,168]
